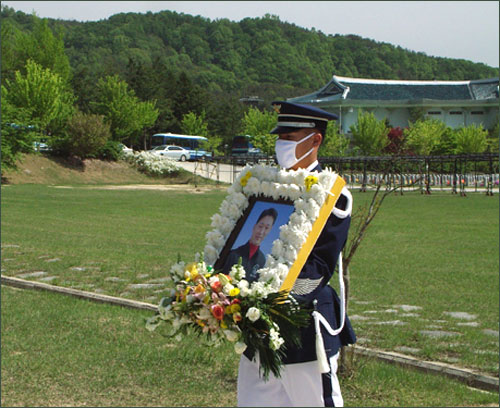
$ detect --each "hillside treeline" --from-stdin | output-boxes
[1,6,497,170]
[2,6,497,97]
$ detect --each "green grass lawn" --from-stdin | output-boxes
[1,183,499,402]
[2,285,497,407]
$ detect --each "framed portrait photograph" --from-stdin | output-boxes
[214,196,295,281]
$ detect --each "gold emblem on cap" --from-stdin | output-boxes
[273,104,281,114]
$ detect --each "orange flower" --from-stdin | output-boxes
[194,284,205,294]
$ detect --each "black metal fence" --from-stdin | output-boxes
[202,153,498,195]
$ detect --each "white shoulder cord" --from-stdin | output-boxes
[313,252,346,373]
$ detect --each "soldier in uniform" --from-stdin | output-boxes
[237,101,356,407]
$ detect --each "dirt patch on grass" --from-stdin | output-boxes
[50,184,220,193]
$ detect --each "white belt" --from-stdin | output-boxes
[312,252,346,373]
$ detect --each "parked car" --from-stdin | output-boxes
[148,145,191,161]
[118,143,133,153]
[33,138,51,152]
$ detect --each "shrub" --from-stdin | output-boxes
[123,151,180,176]
[52,111,111,159]
[383,127,406,154]
[454,124,488,154]
[96,140,123,161]
[319,120,349,157]
[404,119,447,155]
[349,110,389,156]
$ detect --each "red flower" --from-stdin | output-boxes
[211,304,225,320]
[210,281,222,293]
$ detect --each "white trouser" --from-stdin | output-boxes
[237,353,343,407]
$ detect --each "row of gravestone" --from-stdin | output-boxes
[342,173,499,187]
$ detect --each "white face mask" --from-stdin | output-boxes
[275,132,316,169]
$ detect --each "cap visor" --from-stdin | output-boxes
[270,126,304,134]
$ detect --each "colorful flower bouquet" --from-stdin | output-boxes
[146,257,310,379]
[146,164,344,378]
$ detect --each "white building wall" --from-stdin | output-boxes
[443,109,465,129]
[337,105,497,134]
[386,108,410,128]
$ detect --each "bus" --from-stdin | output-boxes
[150,133,212,160]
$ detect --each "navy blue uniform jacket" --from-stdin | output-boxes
[245,164,356,365]
[223,242,266,282]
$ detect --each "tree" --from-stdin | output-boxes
[241,107,277,155]
[403,119,447,155]
[454,124,488,154]
[91,75,159,147]
[10,15,72,85]
[486,116,499,153]
[0,88,38,171]
[3,59,75,136]
[318,120,349,157]
[180,111,209,136]
[349,110,389,156]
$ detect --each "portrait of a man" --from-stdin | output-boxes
[222,207,277,282]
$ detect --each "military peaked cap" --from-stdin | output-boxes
[270,101,338,134]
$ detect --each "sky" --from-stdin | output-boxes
[3,1,499,68]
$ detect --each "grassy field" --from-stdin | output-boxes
[1,177,499,405]
[2,285,497,407]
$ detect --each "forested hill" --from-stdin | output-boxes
[2,6,498,102]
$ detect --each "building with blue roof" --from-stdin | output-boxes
[288,75,499,133]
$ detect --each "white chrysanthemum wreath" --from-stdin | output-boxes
[204,163,339,296]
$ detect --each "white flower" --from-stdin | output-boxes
[286,184,302,201]
[309,183,327,205]
[208,275,220,286]
[223,330,239,342]
[234,341,247,354]
[229,263,246,281]
[172,317,182,330]
[203,244,219,265]
[223,283,235,295]
[243,177,261,195]
[269,328,284,351]
[198,307,211,320]
[249,281,273,297]
[246,307,261,322]
[170,261,186,279]
[260,181,273,197]
[277,183,292,199]
[271,239,284,259]
[270,183,282,200]
[304,198,320,219]
[237,279,251,297]
[283,246,298,264]
[205,230,226,250]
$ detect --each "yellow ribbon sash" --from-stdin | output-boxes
[279,175,346,294]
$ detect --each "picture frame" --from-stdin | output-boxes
[213,196,295,279]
